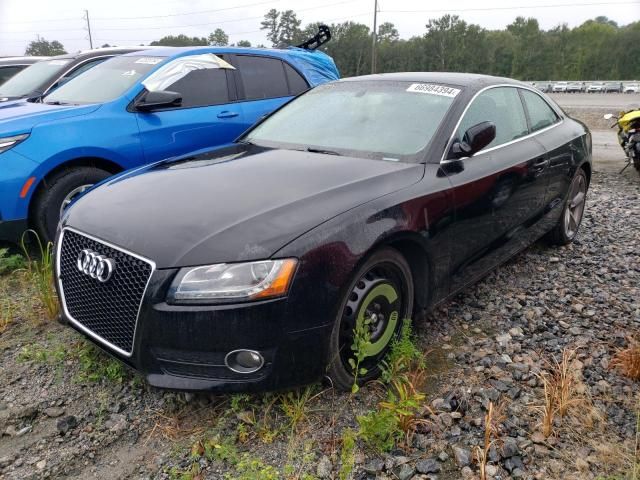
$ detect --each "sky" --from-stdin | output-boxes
[1,0,638,56]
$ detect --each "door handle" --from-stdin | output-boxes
[217,111,239,119]
[532,158,549,171]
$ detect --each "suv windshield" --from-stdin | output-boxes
[44,55,163,105]
[244,80,458,161]
[0,58,71,97]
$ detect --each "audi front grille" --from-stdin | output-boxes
[56,228,155,356]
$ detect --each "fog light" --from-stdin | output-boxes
[224,349,264,374]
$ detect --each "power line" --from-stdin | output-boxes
[84,10,93,49]
[383,0,640,13]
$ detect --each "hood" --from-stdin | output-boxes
[0,101,100,136]
[64,145,424,268]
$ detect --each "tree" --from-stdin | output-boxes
[236,40,252,47]
[378,22,399,42]
[208,28,228,46]
[149,34,208,47]
[260,9,302,47]
[25,38,66,56]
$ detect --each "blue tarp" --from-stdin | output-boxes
[283,47,340,86]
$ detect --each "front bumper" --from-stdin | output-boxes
[61,268,333,392]
[0,218,28,243]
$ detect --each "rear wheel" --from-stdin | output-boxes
[327,248,414,391]
[546,168,588,245]
[32,167,111,244]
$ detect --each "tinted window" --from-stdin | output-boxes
[0,66,24,84]
[520,89,559,132]
[457,87,528,150]
[284,63,308,95]
[236,55,289,99]
[165,69,229,108]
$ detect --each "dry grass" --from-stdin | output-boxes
[535,348,594,438]
[473,401,507,480]
[611,336,640,381]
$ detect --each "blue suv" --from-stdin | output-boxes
[0,46,339,242]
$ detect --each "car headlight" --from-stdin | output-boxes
[169,258,297,303]
[0,133,29,154]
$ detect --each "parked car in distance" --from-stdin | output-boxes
[624,83,639,93]
[535,82,552,93]
[586,82,604,93]
[0,47,154,103]
[0,56,48,86]
[566,82,584,93]
[55,73,592,392]
[604,82,623,93]
[0,46,339,243]
[552,81,568,92]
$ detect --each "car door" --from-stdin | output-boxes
[135,55,247,163]
[518,88,569,233]
[230,54,308,131]
[442,86,550,292]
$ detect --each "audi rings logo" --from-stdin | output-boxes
[77,249,116,283]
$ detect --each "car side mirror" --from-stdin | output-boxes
[450,121,496,159]
[134,90,182,112]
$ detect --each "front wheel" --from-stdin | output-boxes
[326,248,414,391]
[32,167,112,244]
[546,168,588,245]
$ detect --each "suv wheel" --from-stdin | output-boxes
[32,167,111,243]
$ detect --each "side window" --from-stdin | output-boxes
[456,87,528,151]
[520,89,559,132]
[235,55,289,100]
[164,69,230,108]
[0,66,24,84]
[283,63,309,95]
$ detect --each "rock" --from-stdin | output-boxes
[504,455,524,472]
[461,466,474,479]
[44,407,65,418]
[364,458,384,474]
[316,455,332,478]
[438,451,449,462]
[452,446,472,467]
[416,458,440,474]
[531,431,546,444]
[56,415,77,434]
[501,437,519,458]
[431,398,452,412]
[486,464,498,476]
[394,463,414,480]
[105,413,127,434]
[36,459,46,470]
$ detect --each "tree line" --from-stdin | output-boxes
[24,11,640,81]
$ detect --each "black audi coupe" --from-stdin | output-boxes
[55,73,591,392]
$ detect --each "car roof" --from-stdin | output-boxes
[48,46,160,62]
[125,45,318,59]
[0,56,48,66]
[339,72,528,90]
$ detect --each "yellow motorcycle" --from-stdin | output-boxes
[605,109,640,173]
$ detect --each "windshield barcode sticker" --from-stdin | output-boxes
[406,83,461,97]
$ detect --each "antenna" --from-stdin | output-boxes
[84,10,93,49]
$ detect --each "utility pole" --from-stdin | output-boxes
[371,0,378,74]
[84,10,93,49]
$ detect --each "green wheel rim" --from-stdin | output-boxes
[356,283,399,357]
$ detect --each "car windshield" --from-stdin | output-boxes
[44,55,163,105]
[243,80,458,161]
[0,58,71,97]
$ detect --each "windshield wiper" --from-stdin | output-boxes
[44,100,69,105]
[306,147,341,156]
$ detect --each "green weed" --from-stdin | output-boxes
[20,230,59,321]
[339,428,357,480]
[0,248,26,275]
[381,319,425,383]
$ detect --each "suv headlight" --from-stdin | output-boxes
[0,133,29,154]
[168,259,297,303]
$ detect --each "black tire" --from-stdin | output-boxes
[326,247,414,391]
[32,167,111,244]
[546,168,588,246]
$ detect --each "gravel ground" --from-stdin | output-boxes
[0,163,638,479]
